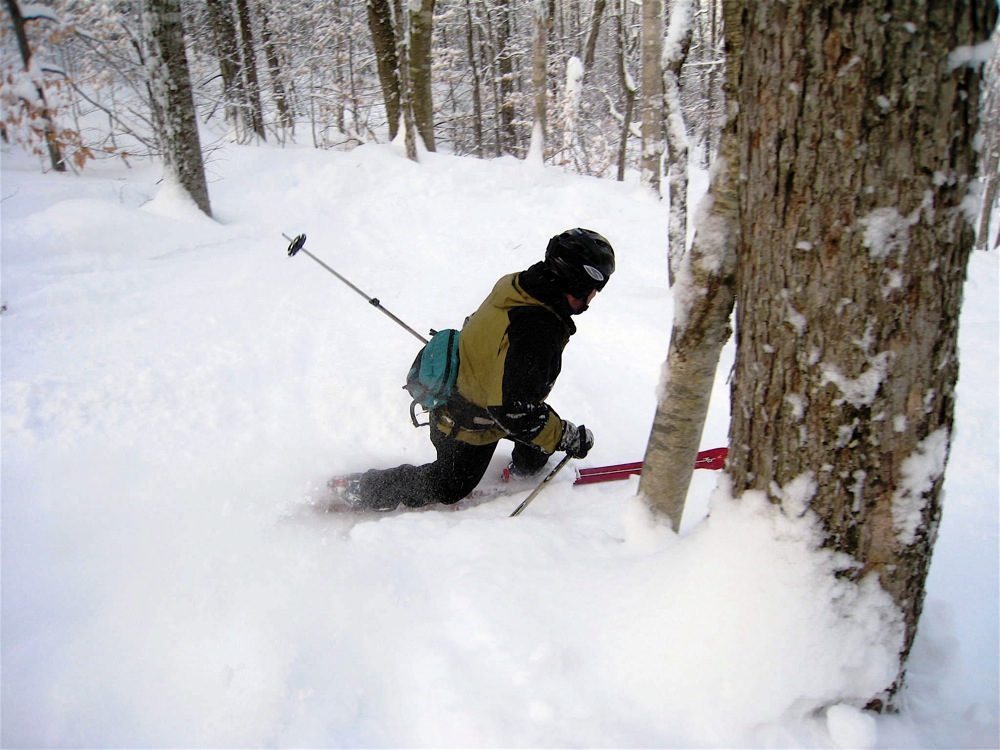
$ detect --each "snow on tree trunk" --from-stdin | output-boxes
[638,0,742,529]
[614,1,637,182]
[663,0,693,285]
[727,0,996,709]
[557,55,584,169]
[140,0,212,218]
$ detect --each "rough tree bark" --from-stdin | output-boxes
[140,0,212,217]
[728,0,996,708]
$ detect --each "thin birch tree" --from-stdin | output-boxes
[639,0,663,190]
[409,0,436,151]
[614,0,637,181]
[638,0,739,529]
[663,0,693,285]
[527,0,553,163]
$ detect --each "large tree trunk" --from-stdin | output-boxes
[409,0,436,151]
[140,0,212,217]
[728,0,995,709]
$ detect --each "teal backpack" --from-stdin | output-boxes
[404,328,461,426]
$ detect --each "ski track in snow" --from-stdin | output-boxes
[1,142,997,748]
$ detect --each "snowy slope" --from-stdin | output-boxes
[1,141,996,748]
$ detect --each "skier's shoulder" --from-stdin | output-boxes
[508,302,565,338]
[470,264,574,338]
[512,263,575,328]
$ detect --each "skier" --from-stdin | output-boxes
[336,228,615,511]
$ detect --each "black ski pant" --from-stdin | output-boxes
[356,423,550,511]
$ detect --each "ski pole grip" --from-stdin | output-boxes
[286,233,306,257]
[280,231,428,345]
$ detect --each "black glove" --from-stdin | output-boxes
[558,421,594,459]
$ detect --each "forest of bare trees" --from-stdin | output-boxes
[0,0,726,182]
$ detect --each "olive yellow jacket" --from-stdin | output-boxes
[436,263,576,453]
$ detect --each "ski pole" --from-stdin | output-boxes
[509,454,573,517]
[284,233,429,345]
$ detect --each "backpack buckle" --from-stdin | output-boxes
[409,400,430,428]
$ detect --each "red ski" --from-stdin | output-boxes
[573,447,728,485]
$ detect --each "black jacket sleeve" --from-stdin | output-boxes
[486,306,567,447]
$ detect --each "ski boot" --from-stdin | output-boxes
[326,474,398,512]
[327,474,366,510]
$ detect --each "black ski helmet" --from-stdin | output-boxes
[545,228,615,299]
